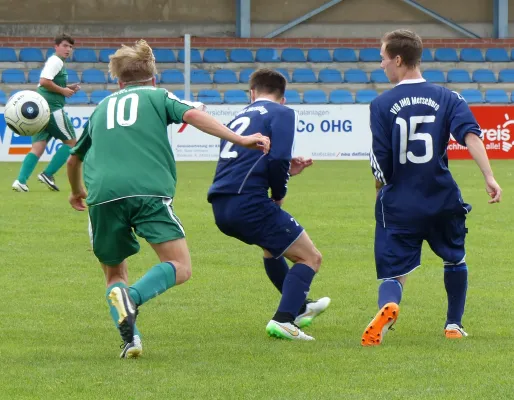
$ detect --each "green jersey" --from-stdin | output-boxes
[71,86,194,206]
[37,55,67,111]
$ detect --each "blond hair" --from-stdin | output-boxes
[109,39,157,84]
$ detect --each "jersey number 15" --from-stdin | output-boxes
[396,115,435,164]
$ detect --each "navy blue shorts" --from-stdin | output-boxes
[210,193,304,258]
[375,215,468,280]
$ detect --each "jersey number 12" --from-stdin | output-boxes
[106,93,139,129]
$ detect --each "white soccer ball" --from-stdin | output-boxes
[4,90,50,136]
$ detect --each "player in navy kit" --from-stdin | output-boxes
[208,69,330,341]
[362,30,502,346]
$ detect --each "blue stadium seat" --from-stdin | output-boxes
[153,49,176,63]
[81,69,106,84]
[255,48,280,62]
[1,69,25,83]
[203,49,228,63]
[275,68,291,82]
[422,69,445,83]
[99,49,116,63]
[292,68,317,83]
[344,69,368,83]
[72,48,97,63]
[191,69,212,84]
[434,48,459,62]
[318,69,343,83]
[90,90,112,104]
[0,90,6,105]
[172,90,194,100]
[0,48,17,62]
[160,69,184,84]
[472,69,497,83]
[197,89,222,104]
[10,89,22,98]
[355,89,378,103]
[281,48,306,62]
[28,69,42,83]
[370,69,389,83]
[447,69,471,83]
[459,48,484,62]
[485,89,510,103]
[485,48,509,62]
[67,69,80,84]
[224,90,249,104]
[421,48,434,62]
[229,49,254,63]
[19,48,44,62]
[499,69,514,83]
[154,74,161,84]
[333,48,357,62]
[359,48,381,62]
[285,89,301,104]
[329,89,353,104]
[213,69,238,84]
[177,49,202,63]
[303,90,327,104]
[107,73,118,84]
[307,49,332,63]
[239,68,255,83]
[66,90,89,105]
[460,89,483,104]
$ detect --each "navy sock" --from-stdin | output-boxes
[263,257,289,293]
[444,264,468,326]
[378,279,403,308]
[274,263,316,322]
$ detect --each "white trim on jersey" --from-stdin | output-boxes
[39,55,64,81]
[370,148,386,184]
[167,90,206,111]
[396,78,426,86]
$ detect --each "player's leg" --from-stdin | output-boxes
[12,137,47,192]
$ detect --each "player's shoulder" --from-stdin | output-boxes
[46,55,64,67]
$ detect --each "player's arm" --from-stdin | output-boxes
[369,101,392,196]
[67,121,91,211]
[39,56,74,97]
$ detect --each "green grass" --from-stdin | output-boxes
[0,160,512,400]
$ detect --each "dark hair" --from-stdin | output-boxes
[249,68,286,98]
[382,29,422,68]
[55,33,75,46]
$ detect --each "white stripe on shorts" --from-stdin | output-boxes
[53,109,72,140]
[162,198,186,236]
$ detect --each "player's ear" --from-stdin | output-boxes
[250,89,256,102]
[152,76,156,87]
[119,81,125,89]
[395,55,402,67]
[280,97,286,105]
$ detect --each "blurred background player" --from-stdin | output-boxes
[208,69,330,341]
[362,29,502,346]
[66,40,270,358]
[12,33,80,192]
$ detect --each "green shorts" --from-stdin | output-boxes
[32,108,76,143]
[88,196,186,266]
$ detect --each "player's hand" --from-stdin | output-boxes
[61,87,75,98]
[239,133,270,154]
[67,83,81,92]
[69,189,87,211]
[289,157,313,176]
[485,176,502,204]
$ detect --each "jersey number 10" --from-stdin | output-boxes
[396,115,435,164]
[106,94,139,129]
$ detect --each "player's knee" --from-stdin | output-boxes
[173,260,192,285]
[304,248,322,272]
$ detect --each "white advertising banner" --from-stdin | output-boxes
[0,105,372,162]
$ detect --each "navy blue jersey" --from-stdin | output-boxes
[208,99,296,202]
[370,79,482,228]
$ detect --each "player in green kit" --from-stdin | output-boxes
[12,33,80,192]
[66,40,270,359]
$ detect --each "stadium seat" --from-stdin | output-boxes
[498,69,514,83]
[485,48,510,62]
[99,49,116,63]
[344,69,368,83]
[370,69,389,83]
[0,90,6,105]
[224,90,249,104]
[447,69,471,83]
[292,68,317,83]
[191,69,212,84]
[177,49,202,63]
[28,69,42,83]
[329,89,353,104]
[154,74,161,84]
[434,48,459,62]
[284,89,301,104]
[203,49,228,63]
[197,89,222,104]
[72,48,97,63]
[229,49,254,63]
[459,48,484,62]
[421,48,434,62]
[81,69,106,84]
[67,69,80,84]
[66,90,89,105]
[90,90,112,104]
[19,48,44,62]
[0,48,17,62]
[307,49,332,63]
[213,69,238,84]
[303,90,327,104]
[472,69,497,83]
[318,68,343,83]
[239,68,255,83]
[255,48,280,63]
[160,69,184,84]
[333,48,357,62]
[460,89,483,103]
[153,49,176,63]
[355,89,378,103]
[1,69,25,83]
[359,48,381,62]
[281,48,306,62]
[275,68,291,82]
[422,69,445,83]
[485,89,510,103]
[10,89,22,97]
[172,90,194,100]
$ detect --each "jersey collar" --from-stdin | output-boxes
[253,97,274,103]
[396,78,426,86]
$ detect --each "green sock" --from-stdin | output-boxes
[17,152,40,184]
[106,282,141,338]
[43,144,71,176]
[129,262,177,306]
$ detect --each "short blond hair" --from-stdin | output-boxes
[109,39,157,84]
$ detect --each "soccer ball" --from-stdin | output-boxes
[4,90,50,136]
